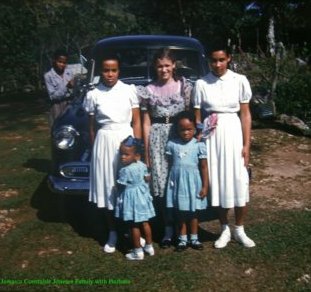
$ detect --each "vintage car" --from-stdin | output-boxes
[48,35,209,194]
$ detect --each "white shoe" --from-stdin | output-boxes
[233,231,256,248]
[144,244,155,256]
[125,250,144,260]
[103,243,116,253]
[140,237,146,247]
[214,229,231,249]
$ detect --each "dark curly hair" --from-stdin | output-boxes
[174,110,196,128]
[120,136,143,154]
[207,39,231,57]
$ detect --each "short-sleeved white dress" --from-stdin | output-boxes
[192,70,252,208]
[83,81,139,209]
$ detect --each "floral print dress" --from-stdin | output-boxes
[137,77,193,198]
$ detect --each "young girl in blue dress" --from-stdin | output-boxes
[166,111,209,251]
[115,136,156,260]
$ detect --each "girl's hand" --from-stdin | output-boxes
[144,174,151,183]
[199,187,208,199]
[196,132,203,142]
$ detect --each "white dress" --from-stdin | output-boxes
[192,69,252,208]
[83,81,139,209]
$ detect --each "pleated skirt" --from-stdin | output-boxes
[89,125,133,209]
[205,113,249,208]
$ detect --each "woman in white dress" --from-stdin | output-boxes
[84,54,142,253]
[192,43,255,248]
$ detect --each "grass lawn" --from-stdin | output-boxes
[0,93,310,291]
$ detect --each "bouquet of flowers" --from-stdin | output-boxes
[202,113,218,139]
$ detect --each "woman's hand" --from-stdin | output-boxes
[242,145,250,166]
[142,111,151,167]
[240,103,252,167]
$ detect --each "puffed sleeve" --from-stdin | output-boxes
[165,140,174,156]
[129,84,140,108]
[198,141,207,159]
[136,85,150,111]
[191,79,204,109]
[83,90,96,115]
[239,75,252,103]
[117,167,129,186]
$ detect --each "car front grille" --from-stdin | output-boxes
[60,163,89,179]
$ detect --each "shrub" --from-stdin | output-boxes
[275,70,311,121]
[234,50,311,123]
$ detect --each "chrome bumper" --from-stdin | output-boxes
[47,175,89,194]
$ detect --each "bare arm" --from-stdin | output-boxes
[194,108,203,140]
[132,108,142,139]
[194,108,202,124]
[240,103,252,166]
[199,158,209,198]
[142,111,151,168]
[88,114,96,146]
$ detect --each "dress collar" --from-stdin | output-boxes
[99,80,122,90]
[210,69,233,81]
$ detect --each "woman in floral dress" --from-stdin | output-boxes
[137,48,193,248]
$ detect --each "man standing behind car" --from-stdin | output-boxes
[44,49,74,126]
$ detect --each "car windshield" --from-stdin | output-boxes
[94,47,202,81]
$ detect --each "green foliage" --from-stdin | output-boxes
[234,47,311,122]
[0,2,38,91]
[275,69,311,120]
[0,0,310,96]
[0,0,141,93]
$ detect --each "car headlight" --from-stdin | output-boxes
[53,126,79,150]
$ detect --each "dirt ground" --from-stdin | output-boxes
[199,125,311,237]
[250,126,311,212]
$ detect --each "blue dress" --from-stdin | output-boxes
[115,161,156,223]
[166,138,208,212]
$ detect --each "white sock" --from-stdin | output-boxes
[190,234,198,241]
[179,234,188,242]
[234,225,244,234]
[134,247,143,253]
[221,224,230,233]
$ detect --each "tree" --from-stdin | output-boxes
[0,0,310,93]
